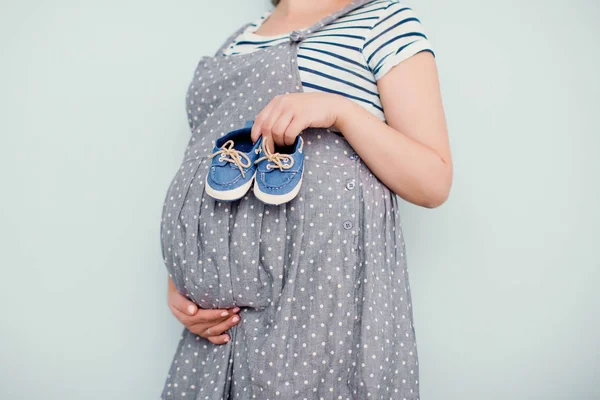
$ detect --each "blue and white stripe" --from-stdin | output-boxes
[222,0,435,121]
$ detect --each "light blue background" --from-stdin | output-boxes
[0,0,598,399]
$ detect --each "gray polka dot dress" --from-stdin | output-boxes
[159,1,420,398]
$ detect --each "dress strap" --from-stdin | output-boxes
[289,0,375,43]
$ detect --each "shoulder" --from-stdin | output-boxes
[357,1,435,80]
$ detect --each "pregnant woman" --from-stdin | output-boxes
[160,0,452,398]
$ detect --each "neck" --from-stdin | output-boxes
[276,0,353,18]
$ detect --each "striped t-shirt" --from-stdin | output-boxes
[221,0,435,121]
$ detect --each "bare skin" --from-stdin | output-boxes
[167,276,241,344]
[257,0,354,35]
[168,0,452,342]
[251,0,452,208]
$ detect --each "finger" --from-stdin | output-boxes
[263,133,276,154]
[192,312,241,337]
[187,323,210,336]
[271,113,293,147]
[188,324,230,345]
[251,115,263,143]
[260,108,280,143]
[187,307,239,324]
[258,95,286,145]
[284,116,307,146]
[169,290,198,316]
[207,334,231,345]
[170,304,233,328]
[252,102,274,142]
[169,304,197,327]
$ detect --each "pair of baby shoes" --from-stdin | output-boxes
[205,120,304,205]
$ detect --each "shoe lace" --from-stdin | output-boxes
[209,140,252,178]
[254,136,303,171]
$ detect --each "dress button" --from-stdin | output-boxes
[289,30,302,42]
[343,220,353,230]
[345,180,356,190]
[349,153,359,161]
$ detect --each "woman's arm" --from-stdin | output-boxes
[251,53,451,208]
[333,51,452,208]
[251,51,452,208]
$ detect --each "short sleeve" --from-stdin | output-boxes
[362,2,435,81]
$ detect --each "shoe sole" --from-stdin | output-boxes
[205,171,256,202]
[253,174,303,205]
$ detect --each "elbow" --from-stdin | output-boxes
[419,167,453,209]
[394,180,451,209]
[390,159,453,208]
[421,187,450,208]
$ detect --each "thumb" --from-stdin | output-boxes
[171,290,198,316]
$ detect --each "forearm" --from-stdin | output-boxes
[332,96,451,208]
[168,275,177,295]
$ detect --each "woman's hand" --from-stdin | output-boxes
[250,92,344,149]
[167,277,241,345]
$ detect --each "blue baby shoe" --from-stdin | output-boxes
[253,135,304,205]
[205,121,263,202]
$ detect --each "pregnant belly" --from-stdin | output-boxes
[160,129,361,310]
[161,155,312,310]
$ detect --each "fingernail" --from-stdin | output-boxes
[232,307,240,313]
[223,336,230,342]
[232,316,239,323]
[221,311,229,317]
[187,305,196,315]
